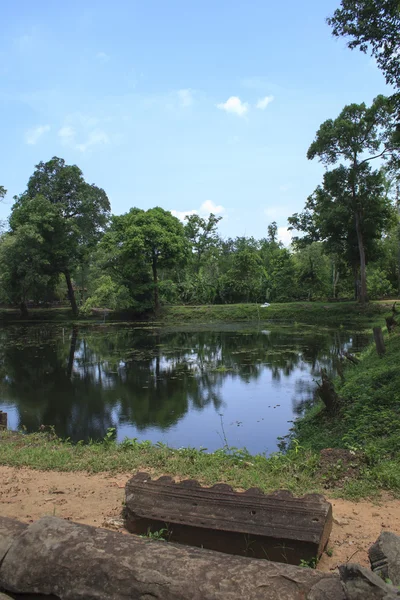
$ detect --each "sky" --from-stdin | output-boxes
[0,0,392,244]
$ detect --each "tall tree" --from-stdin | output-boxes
[12,157,110,315]
[305,96,398,303]
[328,1,400,92]
[0,196,61,315]
[101,207,188,312]
[289,166,394,299]
[185,213,222,273]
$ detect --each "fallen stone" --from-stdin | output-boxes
[339,563,400,599]
[0,516,344,600]
[125,473,333,564]
[369,531,400,586]
[0,518,28,564]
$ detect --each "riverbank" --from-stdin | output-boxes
[1,464,400,573]
[0,299,392,327]
[0,303,398,503]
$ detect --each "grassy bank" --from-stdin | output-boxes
[0,300,392,327]
[295,328,400,497]
[161,301,390,328]
[0,430,319,497]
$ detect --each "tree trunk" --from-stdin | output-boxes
[19,301,28,318]
[317,369,341,414]
[64,269,78,317]
[373,326,386,357]
[152,255,160,312]
[354,211,368,305]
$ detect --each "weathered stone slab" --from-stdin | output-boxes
[0,516,344,600]
[369,531,400,586]
[339,563,400,599]
[125,472,332,564]
[0,518,28,565]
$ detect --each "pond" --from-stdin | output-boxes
[0,323,370,455]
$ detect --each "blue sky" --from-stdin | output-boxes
[0,0,392,243]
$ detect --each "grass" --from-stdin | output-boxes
[161,301,390,328]
[0,300,392,328]
[295,327,400,498]
[0,430,321,497]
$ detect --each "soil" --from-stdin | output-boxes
[1,465,400,573]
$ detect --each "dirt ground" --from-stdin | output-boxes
[1,465,400,573]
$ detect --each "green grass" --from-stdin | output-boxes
[295,329,400,498]
[0,300,391,327]
[161,301,389,327]
[0,430,321,496]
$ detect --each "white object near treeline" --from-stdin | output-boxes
[260,303,271,308]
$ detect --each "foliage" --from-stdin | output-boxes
[101,207,188,312]
[10,157,111,316]
[291,96,398,304]
[328,0,400,91]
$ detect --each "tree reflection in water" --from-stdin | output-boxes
[0,324,370,450]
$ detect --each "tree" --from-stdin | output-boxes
[0,186,6,201]
[290,166,394,300]
[101,207,188,312]
[12,157,110,316]
[184,213,222,273]
[328,1,400,91]
[0,196,61,315]
[305,96,398,304]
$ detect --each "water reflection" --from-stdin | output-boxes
[0,324,370,454]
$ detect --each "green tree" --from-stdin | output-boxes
[101,207,188,312]
[184,213,222,273]
[305,96,397,303]
[289,166,394,300]
[12,157,110,316]
[328,1,400,91]
[0,196,62,314]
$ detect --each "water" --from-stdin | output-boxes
[0,323,370,455]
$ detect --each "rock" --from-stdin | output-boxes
[0,518,28,564]
[339,563,400,599]
[369,531,400,586]
[0,593,13,599]
[307,577,346,600]
[0,516,342,600]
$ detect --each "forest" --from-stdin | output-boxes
[0,1,399,318]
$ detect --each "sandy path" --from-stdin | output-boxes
[1,466,399,572]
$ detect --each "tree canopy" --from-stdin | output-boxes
[328,0,400,91]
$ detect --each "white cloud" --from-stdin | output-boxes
[277,227,292,247]
[171,209,198,221]
[217,96,248,117]
[279,184,292,192]
[177,89,193,107]
[200,200,225,215]
[76,130,109,152]
[172,200,225,222]
[25,124,50,145]
[58,126,76,142]
[256,95,274,110]
[96,51,110,61]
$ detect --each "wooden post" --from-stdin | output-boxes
[0,411,7,430]
[373,327,386,357]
